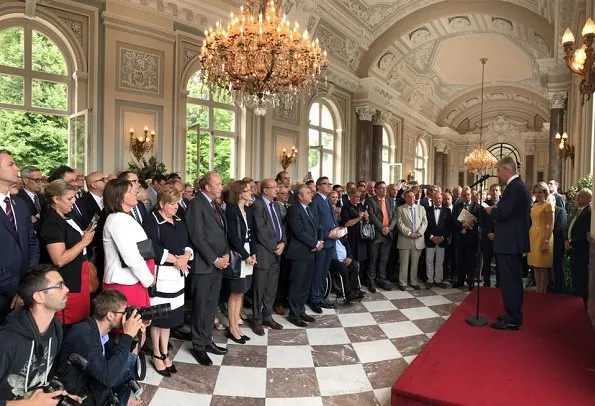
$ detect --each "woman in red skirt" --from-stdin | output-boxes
[40,180,95,328]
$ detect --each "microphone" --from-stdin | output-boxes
[469,174,496,188]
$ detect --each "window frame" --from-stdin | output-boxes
[414,140,427,184]
[308,100,337,181]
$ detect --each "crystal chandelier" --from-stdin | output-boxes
[464,58,498,174]
[200,0,328,116]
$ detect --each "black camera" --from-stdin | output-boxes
[41,379,79,406]
[125,304,171,321]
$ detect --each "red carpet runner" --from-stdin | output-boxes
[392,288,595,405]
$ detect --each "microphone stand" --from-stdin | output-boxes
[466,174,488,327]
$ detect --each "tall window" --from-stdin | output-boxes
[381,127,390,182]
[487,143,521,167]
[185,72,236,182]
[308,100,336,180]
[0,24,70,173]
[414,140,427,184]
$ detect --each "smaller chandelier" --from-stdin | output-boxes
[464,58,498,174]
[129,126,155,162]
[280,145,297,170]
[562,18,595,104]
[200,0,328,116]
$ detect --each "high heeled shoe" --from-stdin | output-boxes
[162,352,177,374]
[225,330,246,344]
[152,353,171,377]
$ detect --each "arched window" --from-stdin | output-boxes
[414,140,427,184]
[381,127,391,182]
[0,24,71,173]
[308,100,337,180]
[487,143,521,169]
[185,72,237,182]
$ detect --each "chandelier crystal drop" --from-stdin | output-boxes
[464,58,498,174]
[199,0,328,116]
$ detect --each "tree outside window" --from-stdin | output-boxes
[415,140,427,184]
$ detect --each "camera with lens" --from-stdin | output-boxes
[39,378,79,406]
[124,303,171,321]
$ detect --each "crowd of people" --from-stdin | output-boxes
[0,148,592,404]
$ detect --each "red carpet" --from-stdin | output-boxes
[392,288,595,406]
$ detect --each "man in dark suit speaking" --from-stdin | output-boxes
[484,157,531,330]
[0,150,39,324]
[185,171,230,365]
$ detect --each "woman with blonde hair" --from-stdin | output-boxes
[527,182,554,293]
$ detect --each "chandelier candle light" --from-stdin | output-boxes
[464,58,498,174]
[129,126,155,162]
[199,0,328,116]
[280,145,297,170]
[562,18,595,104]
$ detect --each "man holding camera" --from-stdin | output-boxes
[0,265,76,405]
[56,290,145,406]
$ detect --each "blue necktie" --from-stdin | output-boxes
[269,202,282,243]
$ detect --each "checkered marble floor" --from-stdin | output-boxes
[141,286,470,406]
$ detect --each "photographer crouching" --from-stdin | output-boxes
[55,290,146,406]
[0,264,81,405]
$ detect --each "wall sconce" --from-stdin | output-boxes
[129,126,155,161]
[280,146,297,170]
[555,131,575,166]
[561,18,595,104]
[407,169,415,182]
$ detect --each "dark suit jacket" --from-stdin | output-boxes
[252,196,286,266]
[452,201,482,247]
[0,196,39,299]
[479,199,497,237]
[79,191,102,229]
[310,193,337,248]
[553,205,568,239]
[285,203,319,261]
[424,206,452,248]
[16,188,46,232]
[225,203,256,260]
[366,196,397,239]
[489,177,531,254]
[185,192,229,274]
[568,205,592,250]
[420,197,432,208]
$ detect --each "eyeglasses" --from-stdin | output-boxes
[26,176,44,183]
[38,281,66,292]
[319,182,330,186]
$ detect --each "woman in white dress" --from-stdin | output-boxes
[224,180,257,344]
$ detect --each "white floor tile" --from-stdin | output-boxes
[379,321,424,339]
[337,312,376,327]
[417,295,452,306]
[267,345,314,368]
[352,339,401,363]
[400,307,440,320]
[271,314,301,329]
[381,290,414,300]
[374,388,393,406]
[316,364,373,396]
[362,300,397,312]
[306,327,350,346]
[266,398,323,406]
[213,366,267,397]
[149,388,211,406]
[172,341,226,366]
[140,361,165,387]
[431,287,464,295]
[403,355,417,364]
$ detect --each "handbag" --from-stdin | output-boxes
[222,209,244,279]
[148,265,159,298]
[119,239,156,268]
[88,261,99,293]
[360,221,376,241]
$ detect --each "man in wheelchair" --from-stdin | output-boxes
[327,237,366,303]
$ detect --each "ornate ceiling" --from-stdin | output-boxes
[112,0,579,137]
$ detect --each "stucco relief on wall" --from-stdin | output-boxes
[117,43,163,96]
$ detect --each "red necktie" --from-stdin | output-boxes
[4,197,15,229]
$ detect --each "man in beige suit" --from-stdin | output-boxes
[397,190,428,291]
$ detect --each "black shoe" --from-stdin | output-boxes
[163,352,177,374]
[495,283,500,288]
[468,284,475,291]
[452,283,462,289]
[151,354,171,377]
[241,335,251,341]
[411,285,421,290]
[377,279,393,291]
[398,285,407,291]
[308,302,323,314]
[287,316,308,327]
[483,280,491,288]
[435,282,448,289]
[320,300,336,309]
[301,314,316,323]
[346,291,361,302]
[225,330,246,344]
[356,289,366,298]
[497,313,506,321]
[490,321,519,331]
[204,343,228,355]
[525,280,535,288]
[367,283,377,293]
[190,349,213,366]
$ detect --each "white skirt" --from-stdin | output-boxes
[150,265,185,311]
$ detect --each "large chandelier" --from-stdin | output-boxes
[464,58,498,174]
[200,0,328,116]
[561,18,595,104]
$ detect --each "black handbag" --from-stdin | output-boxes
[360,221,376,241]
[148,265,159,298]
[222,210,244,279]
[119,239,156,268]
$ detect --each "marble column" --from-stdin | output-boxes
[355,106,376,182]
[547,92,567,183]
[371,112,387,182]
[433,140,448,187]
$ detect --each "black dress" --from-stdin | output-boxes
[225,203,257,293]
[143,211,191,329]
[340,202,369,262]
